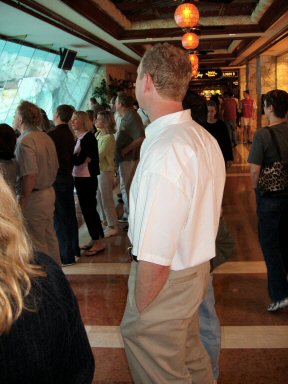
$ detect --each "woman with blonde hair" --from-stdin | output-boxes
[95,110,118,237]
[71,111,105,255]
[0,173,95,382]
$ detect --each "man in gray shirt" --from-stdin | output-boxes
[14,101,60,263]
[115,92,145,222]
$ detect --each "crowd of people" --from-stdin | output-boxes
[0,41,287,383]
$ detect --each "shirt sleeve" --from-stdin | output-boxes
[127,115,145,141]
[131,172,190,266]
[248,131,264,165]
[17,139,38,177]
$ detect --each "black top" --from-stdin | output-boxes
[73,131,100,178]
[48,124,75,175]
[0,253,95,384]
[204,120,234,162]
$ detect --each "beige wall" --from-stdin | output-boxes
[276,52,288,91]
[106,64,137,83]
[241,52,288,129]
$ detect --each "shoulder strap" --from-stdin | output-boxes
[268,128,283,160]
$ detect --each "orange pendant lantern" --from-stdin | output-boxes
[182,32,199,50]
[189,53,199,68]
[174,3,200,29]
[192,67,199,78]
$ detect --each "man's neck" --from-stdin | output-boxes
[268,116,287,126]
[55,120,66,126]
[148,101,183,122]
[119,107,130,117]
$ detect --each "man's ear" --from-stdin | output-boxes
[144,72,153,94]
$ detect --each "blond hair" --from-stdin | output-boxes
[140,43,191,101]
[72,111,94,132]
[97,110,116,134]
[0,174,45,334]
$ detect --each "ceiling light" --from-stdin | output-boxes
[182,32,199,50]
[189,53,199,67]
[174,3,200,29]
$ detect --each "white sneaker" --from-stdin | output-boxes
[267,297,288,312]
[104,227,119,238]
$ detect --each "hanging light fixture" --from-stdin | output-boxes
[174,2,201,74]
[189,53,199,68]
[174,2,200,29]
[192,67,199,78]
[182,32,199,50]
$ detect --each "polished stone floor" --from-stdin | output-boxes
[63,143,288,384]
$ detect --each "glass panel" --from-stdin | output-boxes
[0,38,97,125]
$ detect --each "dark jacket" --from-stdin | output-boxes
[73,131,100,178]
[48,124,75,175]
[0,253,95,383]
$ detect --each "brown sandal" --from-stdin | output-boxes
[83,248,105,257]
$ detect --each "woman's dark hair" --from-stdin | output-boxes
[0,124,17,160]
[264,89,288,118]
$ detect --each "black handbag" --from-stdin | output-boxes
[258,128,288,197]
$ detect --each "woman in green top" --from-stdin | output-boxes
[95,110,119,237]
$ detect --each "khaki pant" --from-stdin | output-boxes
[22,187,60,264]
[120,261,213,384]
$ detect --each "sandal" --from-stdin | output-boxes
[83,247,105,257]
[80,243,93,251]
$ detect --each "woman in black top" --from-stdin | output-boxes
[71,111,104,256]
[205,101,234,168]
[0,173,95,383]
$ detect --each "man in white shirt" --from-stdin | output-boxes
[120,43,226,383]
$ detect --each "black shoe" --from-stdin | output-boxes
[118,216,128,223]
[61,262,75,267]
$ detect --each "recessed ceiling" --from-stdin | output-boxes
[1,0,288,68]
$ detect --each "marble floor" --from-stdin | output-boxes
[63,143,288,384]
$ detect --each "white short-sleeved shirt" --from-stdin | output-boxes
[128,109,226,271]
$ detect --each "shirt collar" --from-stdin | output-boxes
[145,109,192,139]
[77,131,88,140]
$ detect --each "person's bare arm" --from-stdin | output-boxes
[136,260,170,312]
[250,163,261,188]
[19,174,37,209]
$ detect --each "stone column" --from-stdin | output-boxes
[246,58,258,131]
[257,55,277,128]
[239,66,246,99]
